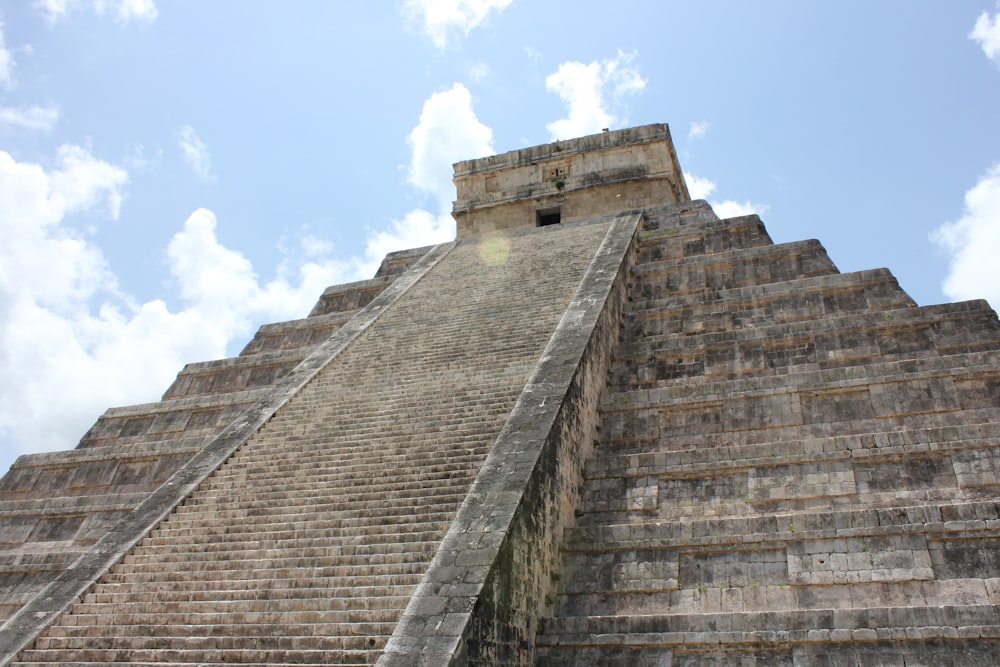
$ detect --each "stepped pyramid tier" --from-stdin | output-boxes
[0,123,996,665]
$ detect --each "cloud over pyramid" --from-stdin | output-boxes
[1,124,999,665]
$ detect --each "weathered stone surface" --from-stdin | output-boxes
[1,123,999,666]
[453,124,688,239]
[536,194,1000,664]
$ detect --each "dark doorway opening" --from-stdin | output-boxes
[537,207,561,227]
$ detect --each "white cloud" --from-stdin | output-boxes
[0,22,14,89]
[0,145,130,456]
[684,171,766,219]
[0,105,58,131]
[50,144,129,218]
[930,164,1000,308]
[356,84,495,275]
[971,4,1000,66]
[167,209,354,333]
[0,146,353,469]
[0,85,497,471]
[123,141,159,172]
[688,120,710,141]
[684,173,716,200]
[407,83,494,208]
[467,61,491,82]
[359,209,455,278]
[35,0,157,23]
[545,50,646,141]
[404,0,513,49]
[711,200,763,219]
[176,125,215,181]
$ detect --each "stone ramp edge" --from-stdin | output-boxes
[0,241,456,666]
[377,212,643,666]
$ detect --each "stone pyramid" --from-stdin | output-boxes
[0,124,998,665]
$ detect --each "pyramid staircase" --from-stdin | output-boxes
[1,217,616,665]
[535,202,1000,664]
[0,246,428,628]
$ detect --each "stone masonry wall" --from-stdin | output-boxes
[536,200,1000,665]
[452,124,688,239]
[378,211,640,666]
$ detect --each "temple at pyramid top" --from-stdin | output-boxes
[452,123,690,238]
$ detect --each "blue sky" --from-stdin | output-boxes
[0,0,999,476]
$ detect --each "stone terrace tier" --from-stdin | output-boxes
[535,200,1000,665]
[7,217,615,665]
[0,247,426,628]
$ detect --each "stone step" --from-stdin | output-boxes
[624,297,996,355]
[191,464,480,490]
[602,348,1000,413]
[211,428,503,458]
[578,436,1000,519]
[639,199,720,231]
[31,632,389,654]
[74,427,221,453]
[557,520,997,596]
[14,663,370,667]
[0,436,205,477]
[41,629,393,654]
[142,524,450,550]
[69,595,411,617]
[565,498,1000,549]
[622,269,916,346]
[601,403,1000,467]
[118,543,435,568]
[0,463,195,501]
[55,607,402,629]
[83,587,411,608]
[141,524,447,549]
[0,553,82,573]
[172,481,469,509]
[635,214,773,264]
[587,420,1000,480]
[195,455,483,484]
[369,244,435,280]
[308,275,396,317]
[125,533,437,562]
[87,582,415,603]
[118,548,433,571]
[577,475,1000,526]
[163,348,309,399]
[100,563,426,586]
[631,239,839,298]
[155,502,459,528]
[15,645,383,665]
[78,393,265,449]
[234,404,514,431]
[553,576,1000,617]
[161,506,463,530]
[238,309,357,356]
[0,440,207,502]
[535,637,1000,666]
[0,489,148,519]
[536,604,1000,646]
[610,301,1000,388]
[205,437,495,470]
